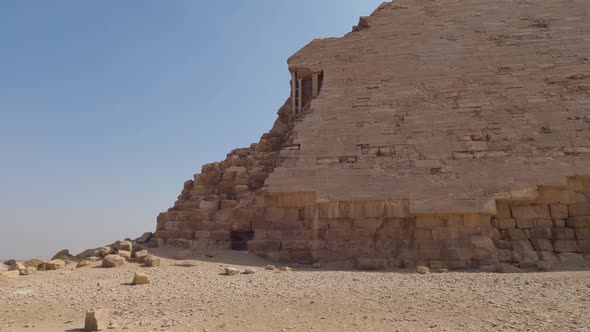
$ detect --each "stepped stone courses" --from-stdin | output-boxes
[155,0,590,270]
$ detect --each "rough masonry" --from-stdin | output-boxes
[155,0,590,270]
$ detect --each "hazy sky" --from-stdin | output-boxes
[0,1,384,260]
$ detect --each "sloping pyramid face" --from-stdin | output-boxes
[156,0,590,269]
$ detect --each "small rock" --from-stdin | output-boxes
[23,259,46,270]
[51,249,74,261]
[243,268,256,275]
[224,268,240,276]
[416,266,430,274]
[9,262,25,271]
[132,273,150,285]
[102,255,125,268]
[265,265,276,270]
[437,269,449,273]
[133,250,149,263]
[76,248,101,260]
[117,250,131,261]
[77,260,93,268]
[117,241,133,252]
[279,266,293,272]
[99,247,114,257]
[20,267,37,276]
[144,255,161,267]
[135,232,153,244]
[312,263,321,269]
[44,259,66,271]
[85,308,108,331]
[174,250,191,260]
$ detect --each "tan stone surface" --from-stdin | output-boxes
[267,0,590,214]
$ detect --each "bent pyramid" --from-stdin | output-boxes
[155,0,590,269]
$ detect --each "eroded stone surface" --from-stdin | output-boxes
[154,0,590,270]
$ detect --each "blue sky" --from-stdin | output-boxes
[0,1,384,259]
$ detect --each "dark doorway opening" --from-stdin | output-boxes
[231,231,254,251]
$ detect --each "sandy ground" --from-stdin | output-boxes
[1,250,589,332]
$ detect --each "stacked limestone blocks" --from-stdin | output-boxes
[492,178,590,267]
[248,191,498,269]
[154,99,299,249]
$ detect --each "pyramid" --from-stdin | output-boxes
[155,0,590,269]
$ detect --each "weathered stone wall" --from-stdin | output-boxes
[154,0,590,270]
[492,177,590,267]
[154,98,298,249]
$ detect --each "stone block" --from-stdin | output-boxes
[497,249,512,262]
[534,219,553,228]
[318,202,340,219]
[199,199,219,212]
[536,188,576,204]
[274,192,314,208]
[503,229,528,240]
[210,240,231,250]
[214,208,234,223]
[190,209,214,222]
[569,203,590,217]
[417,246,442,260]
[577,240,590,253]
[566,216,590,229]
[553,219,566,228]
[85,308,108,331]
[496,240,513,250]
[463,214,491,228]
[283,208,301,222]
[550,204,569,219]
[415,215,438,229]
[248,240,282,253]
[231,221,252,233]
[264,207,286,222]
[496,203,512,218]
[154,230,194,240]
[415,229,433,241]
[538,251,558,261]
[164,222,196,232]
[553,240,578,253]
[353,218,383,232]
[442,248,472,261]
[515,218,535,229]
[530,239,553,251]
[558,252,585,263]
[497,218,516,229]
[210,230,230,241]
[193,231,211,240]
[382,201,410,218]
[252,218,271,230]
[576,228,590,240]
[552,228,576,240]
[511,205,551,220]
[355,258,387,270]
[529,227,552,239]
